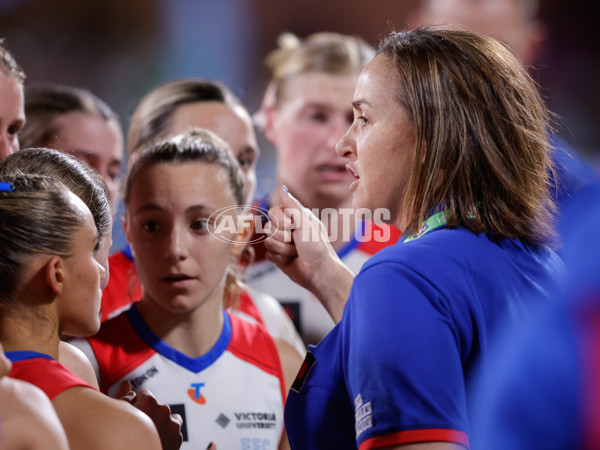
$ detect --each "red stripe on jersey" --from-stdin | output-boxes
[9,358,93,399]
[227,313,286,404]
[576,295,600,450]
[359,428,470,449]
[87,313,155,394]
[101,250,141,322]
[356,221,402,256]
[237,291,265,327]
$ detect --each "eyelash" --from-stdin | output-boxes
[191,219,210,231]
[238,156,255,169]
[143,221,160,233]
[7,124,21,136]
[357,116,368,126]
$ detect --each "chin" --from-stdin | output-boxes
[64,321,101,338]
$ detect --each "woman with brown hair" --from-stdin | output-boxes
[267,27,565,449]
[250,31,400,346]
[19,83,124,210]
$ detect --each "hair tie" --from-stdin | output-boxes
[0,182,15,191]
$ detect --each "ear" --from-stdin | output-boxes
[255,82,278,145]
[122,214,129,242]
[262,104,278,145]
[44,255,65,296]
[122,214,138,261]
[230,212,255,258]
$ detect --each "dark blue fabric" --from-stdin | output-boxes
[284,227,564,448]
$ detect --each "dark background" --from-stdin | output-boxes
[2,0,599,198]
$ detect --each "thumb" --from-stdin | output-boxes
[114,380,136,402]
[279,185,306,227]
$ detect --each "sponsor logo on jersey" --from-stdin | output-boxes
[187,382,207,404]
[234,412,277,429]
[130,365,159,389]
[241,437,272,449]
[412,223,429,240]
[354,393,373,438]
[216,413,231,429]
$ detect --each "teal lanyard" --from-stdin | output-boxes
[403,210,447,242]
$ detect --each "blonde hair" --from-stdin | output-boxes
[266,31,374,107]
[0,39,25,82]
[127,79,248,156]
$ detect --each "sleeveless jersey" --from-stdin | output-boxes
[6,351,93,399]
[77,305,286,449]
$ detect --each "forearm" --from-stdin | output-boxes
[309,254,354,323]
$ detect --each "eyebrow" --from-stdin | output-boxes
[239,145,258,158]
[352,100,371,110]
[134,203,217,215]
[301,101,336,110]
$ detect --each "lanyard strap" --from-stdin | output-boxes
[403,210,447,242]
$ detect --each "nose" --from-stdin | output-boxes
[327,117,351,150]
[96,260,108,290]
[165,223,189,262]
[335,127,355,160]
[0,133,16,160]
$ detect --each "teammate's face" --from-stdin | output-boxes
[58,192,105,336]
[267,72,357,209]
[0,73,24,160]
[167,102,259,203]
[45,112,124,211]
[416,0,538,63]
[125,162,243,314]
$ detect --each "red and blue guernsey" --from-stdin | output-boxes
[6,351,93,399]
[284,216,564,449]
[101,246,141,322]
[76,305,286,449]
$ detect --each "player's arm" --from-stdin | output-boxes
[0,377,69,450]
[274,338,304,450]
[52,386,162,450]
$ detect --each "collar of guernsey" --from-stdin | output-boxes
[402,210,447,243]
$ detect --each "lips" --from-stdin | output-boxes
[161,273,197,289]
[316,164,347,173]
[316,163,352,182]
[346,164,359,179]
[346,164,360,193]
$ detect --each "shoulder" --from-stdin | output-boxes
[0,377,69,450]
[9,357,92,400]
[228,312,282,378]
[242,286,306,356]
[86,308,156,392]
[58,341,99,389]
[361,227,559,277]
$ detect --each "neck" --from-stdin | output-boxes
[137,290,225,359]
[0,306,60,360]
